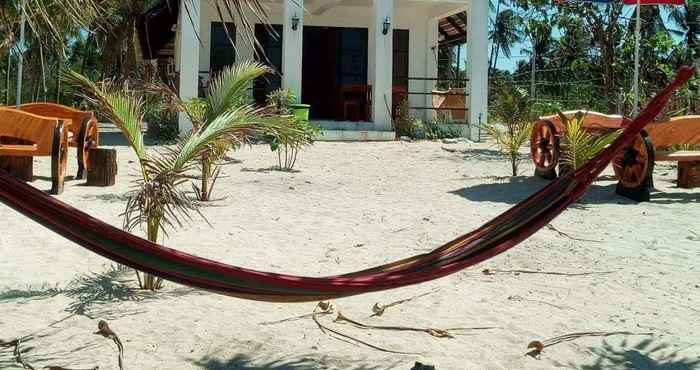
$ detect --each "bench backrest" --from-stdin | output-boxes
[18,103,95,137]
[540,111,629,133]
[646,115,700,149]
[0,108,62,156]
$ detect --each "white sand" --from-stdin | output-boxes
[1,141,698,370]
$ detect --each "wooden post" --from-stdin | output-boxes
[0,137,33,181]
[678,161,700,189]
[86,148,117,187]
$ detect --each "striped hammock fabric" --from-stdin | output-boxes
[0,66,695,303]
[555,0,689,4]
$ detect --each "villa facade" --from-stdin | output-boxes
[139,0,489,141]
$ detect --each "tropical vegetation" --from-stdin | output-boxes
[558,111,621,173]
[64,63,299,290]
[485,83,534,176]
[265,89,320,171]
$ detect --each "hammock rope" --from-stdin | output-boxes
[0,66,695,303]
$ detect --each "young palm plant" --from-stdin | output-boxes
[485,84,534,176]
[559,111,621,174]
[146,62,301,201]
[64,66,298,290]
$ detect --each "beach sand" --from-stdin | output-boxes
[1,140,698,369]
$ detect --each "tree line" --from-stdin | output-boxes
[489,0,698,116]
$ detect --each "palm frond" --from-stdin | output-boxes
[171,106,299,171]
[63,70,147,161]
[205,61,271,123]
[561,113,620,170]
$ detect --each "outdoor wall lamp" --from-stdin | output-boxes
[291,14,300,30]
[382,17,391,35]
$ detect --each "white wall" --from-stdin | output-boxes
[182,0,475,130]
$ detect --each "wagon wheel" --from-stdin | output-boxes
[51,124,68,195]
[531,120,560,179]
[76,118,98,180]
[612,133,652,189]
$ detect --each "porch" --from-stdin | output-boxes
[153,0,489,140]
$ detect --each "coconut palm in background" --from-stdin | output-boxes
[669,4,700,63]
[64,63,300,290]
[489,7,522,72]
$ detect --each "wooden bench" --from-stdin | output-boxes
[647,115,700,189]
[19,103,99,179]
[0,108,69,194]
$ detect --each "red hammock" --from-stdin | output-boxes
[0,66,695,303]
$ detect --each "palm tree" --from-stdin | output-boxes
[145,62,306,201]
[64,63,300,290]
[489,8,522,72]
[0,0,100,55]
[485,84,534,176]
[669,3,700,63]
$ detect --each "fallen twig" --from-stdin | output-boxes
[94,320,123,370]
[482,269,616,277]
[312,311,417,355]
[526,331,653,358]
[371,289,439,317]
[546,224,602,243]
[337,311,496,339]
[12,338,36,370]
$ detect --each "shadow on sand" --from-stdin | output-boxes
[1,266,200,319]
[574,337,700,370]
[192,353,389,370]
[450,176,698,206]
[442,147,510,163]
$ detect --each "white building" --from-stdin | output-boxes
[139,0,489,141]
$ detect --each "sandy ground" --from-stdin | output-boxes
[1,140,699,370]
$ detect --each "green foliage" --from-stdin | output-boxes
[145,62,302,200]
[144,106,179,142]
[559,111,620,172]
[421,120,463,140]
[265,88,321,171]
[393,98,421,137]
[267,88,297,111]
[493,1,699,116]
[486,84,534,176]
[64,63,299,290]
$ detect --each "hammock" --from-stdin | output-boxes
[0,66,695,303]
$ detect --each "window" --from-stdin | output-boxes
[253,24,283,105]
[393,30,409,87]
[210,22,236,74]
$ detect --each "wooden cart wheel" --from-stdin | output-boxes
[531,120,560,179]
[76,118,98,179]
[613,133,651,188]
[50,123,68,195]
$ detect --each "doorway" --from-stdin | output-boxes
[302,26,368,121]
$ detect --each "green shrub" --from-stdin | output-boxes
[266,89,321,171]
[144,108,179,142]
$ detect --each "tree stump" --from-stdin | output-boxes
[0,137,34,182]
[86,148,117,187]
[678,161,700,189]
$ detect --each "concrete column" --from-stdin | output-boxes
[371,0,394,131]
[282,0,304,101]
[178,0,201,134]
[425,17,439,124]
[467,0,489,141]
